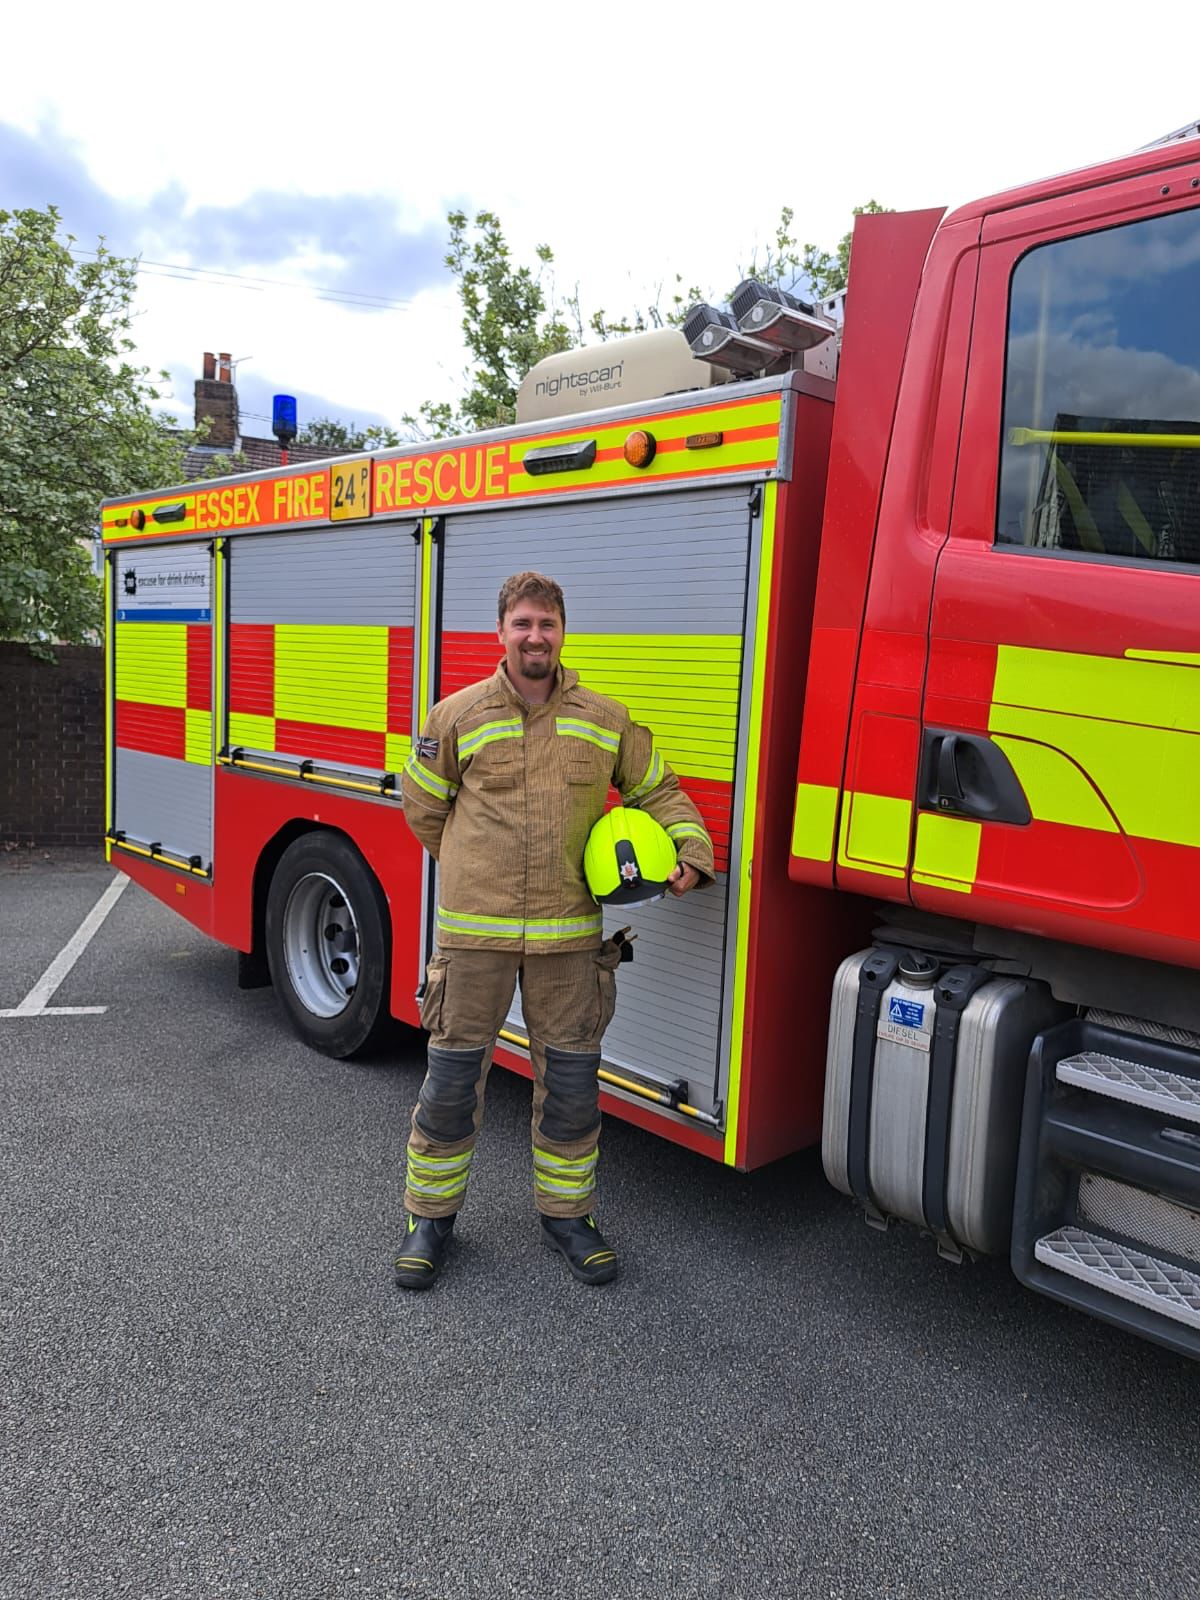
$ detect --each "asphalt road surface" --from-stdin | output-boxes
[2,853,1198,1600]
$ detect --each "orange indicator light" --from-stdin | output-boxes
[623,430,657,469]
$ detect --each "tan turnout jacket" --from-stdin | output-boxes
[401,663,714,953]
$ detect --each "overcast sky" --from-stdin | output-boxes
[6,1,1198,443]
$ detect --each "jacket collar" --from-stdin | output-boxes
[494,661,579,710]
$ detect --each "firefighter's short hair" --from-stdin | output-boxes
[497,571,565,627]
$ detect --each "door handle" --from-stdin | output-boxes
[920,729,1031,825]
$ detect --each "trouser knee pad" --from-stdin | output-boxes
[415,1044,488,1143]
[539,1045,602,1144]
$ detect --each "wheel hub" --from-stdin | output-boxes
[282,872,361,1018]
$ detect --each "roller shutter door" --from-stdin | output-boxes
[437,485,755,1115]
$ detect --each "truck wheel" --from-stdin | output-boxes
[264,832,393,1058]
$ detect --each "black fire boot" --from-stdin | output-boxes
[394,1213,456,1290]
[540,1214,618,1285]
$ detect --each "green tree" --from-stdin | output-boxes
[409,201,888,438]
[0,207,186,651]
[404,209,575,437]
[297,416,403,452]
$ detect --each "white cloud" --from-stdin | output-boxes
[7,0,1200,442]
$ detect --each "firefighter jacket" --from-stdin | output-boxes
[401,663,715,954]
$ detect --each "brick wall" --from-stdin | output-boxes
[0,643,105,847]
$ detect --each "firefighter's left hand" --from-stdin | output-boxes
[668,863,700,897]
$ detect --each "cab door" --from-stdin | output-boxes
[916,156,1200,968]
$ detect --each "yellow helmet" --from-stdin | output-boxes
[583,807,677,906]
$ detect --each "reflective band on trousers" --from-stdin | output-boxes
[622,748,663,805]
[405,756,458,801]
[555,717,620,754]
[458,718,524,760]
[436,905,603,941]
[533,1146,598,1199]
[406,1145,473,1200]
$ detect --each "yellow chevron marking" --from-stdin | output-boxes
[563,635,741,781]
[229,712,277,750]
[837,791,910,878]
[994,645,1200,732]
[114,622,187,708]
[991,645,1200,849]
[185,710,213,766]
[912,813,981,893]
[274,625,389,730]
[385,733,413,772]
[991,735,1118,833]
[791,782,839,863]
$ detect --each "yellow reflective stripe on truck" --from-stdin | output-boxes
[724,480,776,1167]
[507,396,783,497]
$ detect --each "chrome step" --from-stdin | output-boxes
[1035,1226,1200,1332]
[1056,1050,1200,1125]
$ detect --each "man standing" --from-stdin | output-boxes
[395,571,714,1289]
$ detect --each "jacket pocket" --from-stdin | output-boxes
[419,953,450,1033]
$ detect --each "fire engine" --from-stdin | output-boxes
[101,123,1200,1358]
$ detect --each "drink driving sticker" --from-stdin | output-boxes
[116,543,211,622]
[877,995,932,1052]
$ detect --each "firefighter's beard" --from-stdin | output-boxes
[519,649,553,678]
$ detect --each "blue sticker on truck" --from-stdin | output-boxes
[888,997,925,1028]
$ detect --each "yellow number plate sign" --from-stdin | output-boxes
[329,460,374,522]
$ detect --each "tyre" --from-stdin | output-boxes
[264,831,393,1058]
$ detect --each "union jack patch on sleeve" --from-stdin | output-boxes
[416,736,440,759]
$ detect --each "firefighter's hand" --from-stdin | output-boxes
[668,863,700,897]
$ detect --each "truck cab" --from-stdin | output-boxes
[791,131,1200,1358]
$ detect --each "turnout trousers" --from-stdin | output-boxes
[404,943,622,1220]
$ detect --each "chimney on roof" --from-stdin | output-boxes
[194,349,238,450]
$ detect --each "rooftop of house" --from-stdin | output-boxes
[179,352,336,481]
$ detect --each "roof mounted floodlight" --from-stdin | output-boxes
[681,303,775,374]
[730,278,836,353]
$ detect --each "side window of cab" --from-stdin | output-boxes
[996,205,1200,565]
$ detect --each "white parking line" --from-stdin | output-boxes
[0,873,129,1019]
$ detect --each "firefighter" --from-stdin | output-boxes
[395,570,714,1289]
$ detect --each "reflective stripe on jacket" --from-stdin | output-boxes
[400,663,715,953]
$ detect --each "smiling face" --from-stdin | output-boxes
[498,597,564,701]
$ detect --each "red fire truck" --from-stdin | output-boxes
[102,124,1200,1358]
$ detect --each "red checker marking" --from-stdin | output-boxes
[186,625,212,711]
[116,701,186,760]
[274,720,387,770]
[229,624,275,716]
[439,631,500,698]
[388,626,415,736]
